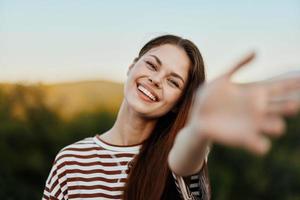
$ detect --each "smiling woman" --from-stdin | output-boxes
[42,35,300,200]
[124,43,191,118]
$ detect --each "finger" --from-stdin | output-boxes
[242,134,271,156]
[225,52,256,78]
[260,115,286,136]
[266,71,300,83]
[266,76,300,97]
[268,99,300,116]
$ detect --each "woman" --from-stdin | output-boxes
[43,35,300,200]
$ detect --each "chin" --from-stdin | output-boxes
[128,101,166,119]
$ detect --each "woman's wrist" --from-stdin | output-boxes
[186,120,212,145]
[170,124,211,176]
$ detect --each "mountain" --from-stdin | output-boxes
[0,80,124,119]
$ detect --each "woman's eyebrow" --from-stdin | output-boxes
[170,72,185,84]
[149,54,185,84]
[149,55,162,66]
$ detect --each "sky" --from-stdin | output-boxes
[0,0,299,84]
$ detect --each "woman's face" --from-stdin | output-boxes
[124,44,190,118]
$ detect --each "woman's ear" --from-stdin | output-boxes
[127,57,139,76]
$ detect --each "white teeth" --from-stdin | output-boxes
[137,85,157,101]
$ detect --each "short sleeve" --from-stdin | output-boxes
[172,148,211,200]
[42,151,68,200]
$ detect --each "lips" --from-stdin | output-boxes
[137,83,159,102]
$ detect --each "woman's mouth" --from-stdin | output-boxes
[137,84,158,102]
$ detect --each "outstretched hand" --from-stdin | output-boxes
[189,53,300,155]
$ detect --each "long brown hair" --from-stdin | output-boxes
[123,35,210,200]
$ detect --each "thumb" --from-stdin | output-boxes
[224,52,256,78]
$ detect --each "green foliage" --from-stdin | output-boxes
[0,86,116,200]
[209,115,300,200]
[0,85,299,200]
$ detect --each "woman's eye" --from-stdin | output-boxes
[145,61,157,70]
[168,79,180,88]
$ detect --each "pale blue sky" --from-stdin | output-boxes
[0,0,299,83]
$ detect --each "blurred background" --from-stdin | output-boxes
[0,0,300,199]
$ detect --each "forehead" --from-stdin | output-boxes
[144,44,190,80]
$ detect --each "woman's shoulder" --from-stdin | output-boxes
[61,137,97,150]
[53,136,100,163]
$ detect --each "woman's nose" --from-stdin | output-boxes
[148,76,161,88]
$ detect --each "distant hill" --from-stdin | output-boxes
[0,80,124,119]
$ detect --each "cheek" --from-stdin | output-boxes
[124,72,137,99]
[124,78,137,99]
[164,89,182,107]
[125,67,140,90]
[127,66,147,83]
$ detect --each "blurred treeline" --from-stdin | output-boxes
[0,84,299,200]
[0,84,116,200]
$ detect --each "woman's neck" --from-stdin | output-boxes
[100,100,157,146]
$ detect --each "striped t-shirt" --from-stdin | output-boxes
[43,135,206,200]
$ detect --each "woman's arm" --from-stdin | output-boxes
[168,124,210,176]
[168,53,300,176]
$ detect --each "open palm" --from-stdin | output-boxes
[190,53,300,155]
